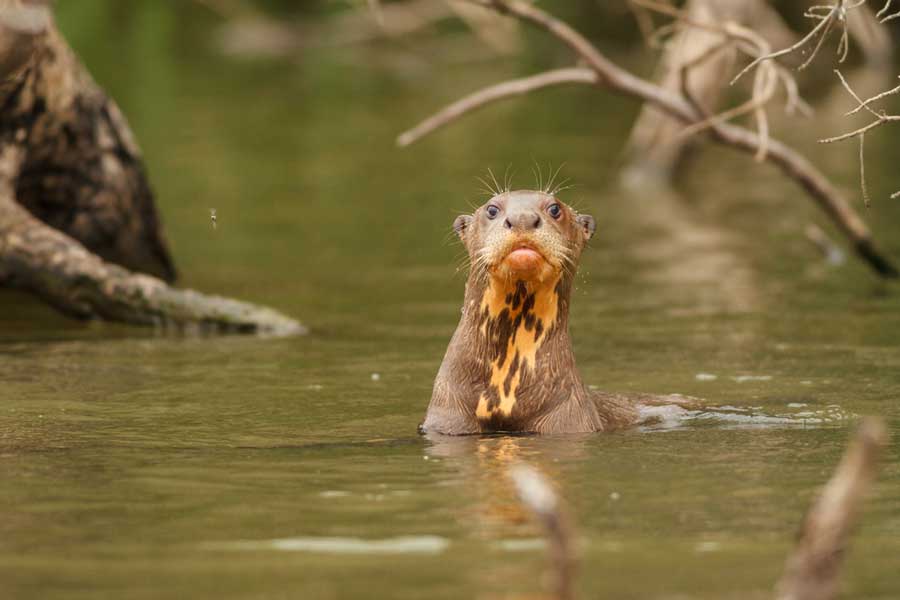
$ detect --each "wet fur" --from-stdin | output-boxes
[423,190,656,435]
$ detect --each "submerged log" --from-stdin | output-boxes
[0,1,304,335]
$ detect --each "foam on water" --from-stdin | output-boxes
[638,403,855,431]
[206,535,450,555]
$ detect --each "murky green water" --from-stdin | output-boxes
[2,2,900,598]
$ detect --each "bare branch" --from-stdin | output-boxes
[396,68,597,147]
[731,1,868,85]
[820,115,898,143]
[877,0,900,20]
[438,0,896,276]
[775,418,888,600]
[731,3,837,83]
[846,76,900,115]
[819,71,900,203]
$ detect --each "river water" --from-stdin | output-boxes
[1,2,899,598]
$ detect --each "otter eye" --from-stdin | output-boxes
[485,205,500,219]
[547,203,562,219]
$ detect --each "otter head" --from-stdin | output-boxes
[454,191,595,285]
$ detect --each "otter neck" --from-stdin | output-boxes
[462,271,572,336]
[460,270,579,421]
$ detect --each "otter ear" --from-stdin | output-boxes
[577,214,596,241]
[453,214,473,240]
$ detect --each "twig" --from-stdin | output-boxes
[819,70,900,202]
[859,132,870,207]
[877,0,900,20]
[396,68,597,147]
[731,4,835,83]
[845,76,900,115]
[775,418,888,600]
[509,464,576,600]
[731,1,867,85]
[401,0,898,276]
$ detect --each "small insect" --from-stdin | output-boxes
[210,208,217,230]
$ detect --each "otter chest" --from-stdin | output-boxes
[474,279,559,421]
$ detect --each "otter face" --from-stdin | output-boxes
[454,191,595,283]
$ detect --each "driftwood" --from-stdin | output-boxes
[0,1,304,335]
[398,0,898,278]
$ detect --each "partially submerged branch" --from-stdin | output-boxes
[399,0,898,277]
[0,2,305,334]
[509,464,576,600]
[508,418,887,600]
[775,418,888,600]
[0,166,304,336]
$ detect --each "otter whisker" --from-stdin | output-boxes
[476,175,499,198]
[487,168,503,197]
[550,177,573,196]
[503,164,515,193]
[545,162,566,195]
[531,158,545,193]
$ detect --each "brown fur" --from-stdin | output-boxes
[422,190,683,435]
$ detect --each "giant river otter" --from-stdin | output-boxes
[422,190,692,435]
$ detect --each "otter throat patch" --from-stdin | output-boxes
[475,277,560,420]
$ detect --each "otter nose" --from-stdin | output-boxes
[503,211,541,231]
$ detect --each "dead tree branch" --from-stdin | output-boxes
[398,0,898,277]
[775,418,888,600]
